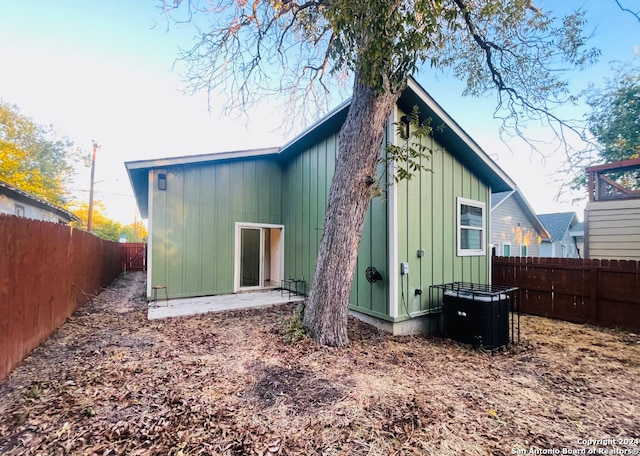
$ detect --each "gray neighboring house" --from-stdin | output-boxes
[0,179,78,224]
[538,212,583,258]
[491,188,550,257]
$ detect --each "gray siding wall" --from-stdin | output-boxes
[491,195,543,257]
[586,199,640,260]
[0,194,67,223]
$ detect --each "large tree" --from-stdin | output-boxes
[0,102,78,206]
[163,0,597,346]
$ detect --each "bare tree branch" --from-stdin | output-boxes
[615,0,640,22]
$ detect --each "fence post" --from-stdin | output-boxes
[589,259,599,325]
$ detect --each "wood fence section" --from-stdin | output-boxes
[0,214,123,381]
[121,242,146,271]
[492,256,640,332]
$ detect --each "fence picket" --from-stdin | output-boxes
[493,256,639,331]
[0,214,130,381]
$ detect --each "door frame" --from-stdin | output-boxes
[234,222,285,292]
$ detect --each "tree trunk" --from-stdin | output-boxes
[303,74,402,347]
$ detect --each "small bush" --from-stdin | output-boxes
[283,303,308,344]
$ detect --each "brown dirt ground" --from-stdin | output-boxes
[0,272,638,456]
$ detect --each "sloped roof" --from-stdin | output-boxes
[0,179,79,223]
[491,188,550,239]
[568,222,584,238]
[127,77,515,218]
[538,212,578,242]
[491,191,512,209]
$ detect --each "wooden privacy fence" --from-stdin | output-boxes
[121,242,146,271]
[492,256,640,332]
[0,214,124,381]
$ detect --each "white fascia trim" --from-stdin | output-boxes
[388,108,399,319]
[125,147,281,171]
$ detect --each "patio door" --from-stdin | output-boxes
[240,228,261,288]
[235,223,284,291]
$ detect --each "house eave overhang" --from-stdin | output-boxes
[278,99,350,162]
[0,180,79,223]
[126,77,516,218]
[125,147,280,218]
[400,79,515,193]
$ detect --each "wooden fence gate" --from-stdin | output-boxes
[121,243,146,271]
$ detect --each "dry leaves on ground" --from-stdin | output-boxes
[0,272,638,455]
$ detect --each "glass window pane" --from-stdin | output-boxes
[240,229,260,287]
[461,228,482,250]
[460,204,483,227]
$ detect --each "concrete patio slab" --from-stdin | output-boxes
[147,289,305,320]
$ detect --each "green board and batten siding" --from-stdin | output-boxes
[394,106,490,320]
[146,111,491,322]
[149,159,282,298]
[281,129,391,319]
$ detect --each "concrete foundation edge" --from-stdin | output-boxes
[349,310,441,336]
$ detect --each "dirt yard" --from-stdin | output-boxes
[1,272,638,456]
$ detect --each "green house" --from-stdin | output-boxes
[126,78,515,335]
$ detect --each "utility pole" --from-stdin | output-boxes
[87,141,100,233]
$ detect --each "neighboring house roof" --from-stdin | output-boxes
[538,212,578,242]
[491,188,550,239]
[491,191,511,209]
[568,222,584,239]
[0,179,79,223]
[127,77,516,218]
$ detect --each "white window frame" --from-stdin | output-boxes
[521,244,528,257]
[457,197,486,257]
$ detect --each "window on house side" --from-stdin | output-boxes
[521,245,527,257]
[15,204,25,217]
[503,244,511,257]
[457,197,486,256]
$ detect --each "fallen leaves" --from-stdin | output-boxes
[0,271,638,455]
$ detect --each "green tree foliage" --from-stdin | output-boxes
[69,201,148,242]
[121,222,148,243]
[567,65,640,195]
[164,0,598,346]
[586,66,640,163]
[0,102,78,206]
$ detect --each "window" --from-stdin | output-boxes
[14,204,25,217]
[457,197,486,256]
[503,244,511,257]
[521,245,527,257]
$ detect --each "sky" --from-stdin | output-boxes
[0,0,638,224]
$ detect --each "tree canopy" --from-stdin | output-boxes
[167,0,598,133]
[565,64,640,196]
[0,102,78,206]
[163,0,599,346]
[70,201,148,242]
[585,66,640,163]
